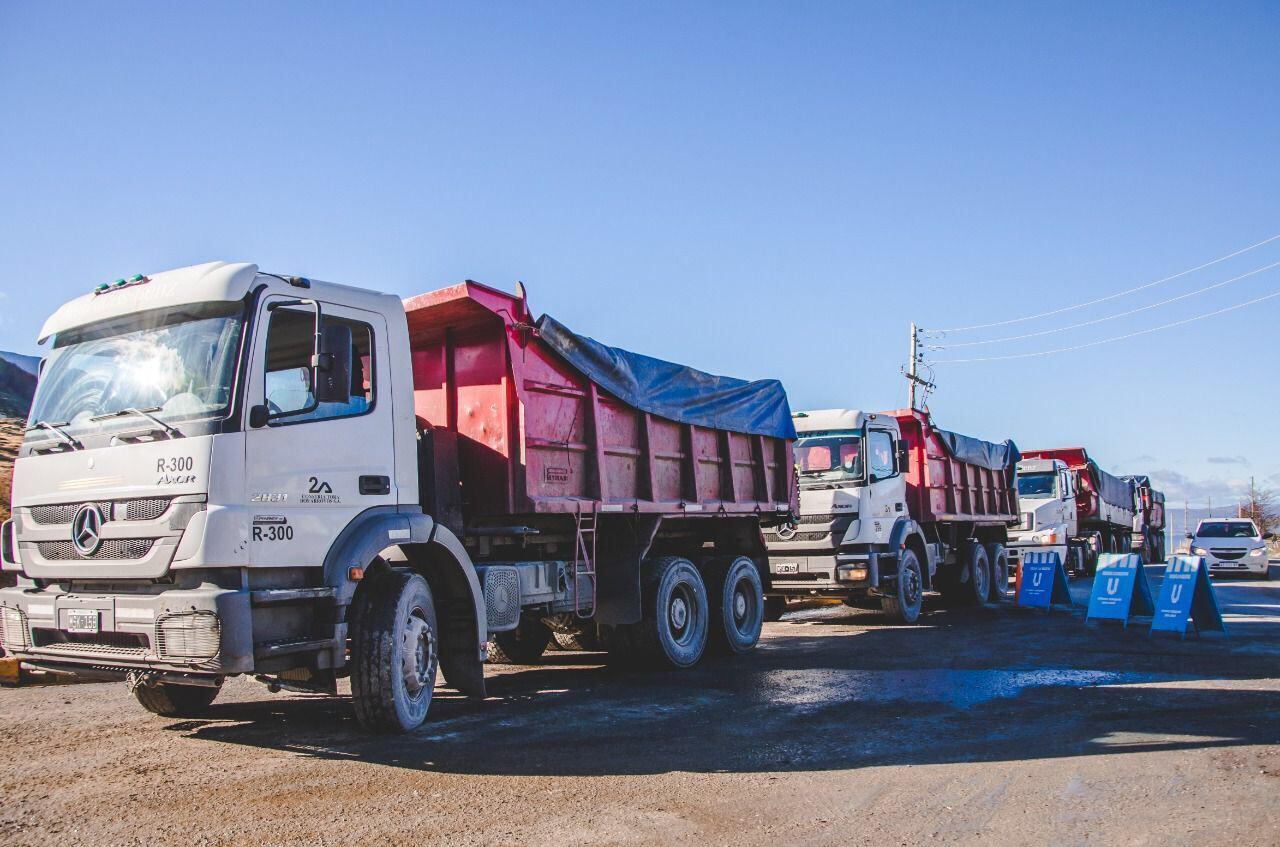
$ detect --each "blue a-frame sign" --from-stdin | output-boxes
[1151,556,1228,638]
[1017,550,1072,610]
[1085,553,1155,627]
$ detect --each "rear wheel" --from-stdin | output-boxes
[489,616,553,664]
[763,596,787,622]
[610,556,709,668]
[350,570,439,733]
[133,680,222,717]
[707,556,765,655]
[880,548,924,624]
[986,543,1010,602]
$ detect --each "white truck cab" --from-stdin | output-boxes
[0,262,487,730]
[1006,458,1082,573]
[1188,518,1272,578]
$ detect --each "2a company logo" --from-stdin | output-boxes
[301,476,341,504]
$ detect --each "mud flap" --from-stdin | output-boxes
[595,515,662,626]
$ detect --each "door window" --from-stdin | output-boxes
[868,430,897,480]
[263,308,375,423]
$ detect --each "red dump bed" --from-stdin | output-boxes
[891,408,1018,526]
[403,281,796,522]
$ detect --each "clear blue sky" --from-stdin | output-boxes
[2,2,1277,506]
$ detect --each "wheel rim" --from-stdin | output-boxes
[729,572,757,635]
[668,582,697,646]
[904,561,921,607]
[400,606,435,700]
[973,556,988,598]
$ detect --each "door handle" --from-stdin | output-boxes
[359,475,391,496]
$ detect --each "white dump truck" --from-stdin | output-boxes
[763,408,1019,624]
[0,262,796,731]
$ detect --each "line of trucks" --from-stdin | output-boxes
[0,262,1165,733]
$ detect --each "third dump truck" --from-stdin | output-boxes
[763,408,1019,623]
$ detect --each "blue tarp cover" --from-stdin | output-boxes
[936,428,1020,472]
[536,314,796,439]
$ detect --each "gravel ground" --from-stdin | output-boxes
[1,569,1277,846]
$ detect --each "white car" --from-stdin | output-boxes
[1187,519,1273,579]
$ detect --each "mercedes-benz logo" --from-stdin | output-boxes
[775,522,798,540]
[71,504,104,557]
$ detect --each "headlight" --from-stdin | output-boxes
[0,606,29,651]
[1191,547,1207,556]
[1249,547,1265,557]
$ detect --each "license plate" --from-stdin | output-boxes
[775,562,800,574]
[66,610,99,634]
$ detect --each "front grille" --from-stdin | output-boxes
[1210,549,1246,561]
[32,628,150,658]
[37,539,154,560]
[28,498,172,525]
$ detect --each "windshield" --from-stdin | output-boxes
[795,431,864,483]
[1196,521,1259,539]
[28,301,244,435]
[1017,472,1057,498]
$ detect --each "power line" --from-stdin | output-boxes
[929,231,1280,334]
[932,286,1280,363]
[931,260,1280,349]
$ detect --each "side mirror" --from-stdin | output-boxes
[1265,532,1275,541]
[897,442,909,471]
[1184,532,1193,539]
[249,404,269,429]
[868,473,880,484]
[314,323,352,404]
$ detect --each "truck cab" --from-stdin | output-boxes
[764,410,906,604]
[1007,458,1082,573]
[0,262,488,729]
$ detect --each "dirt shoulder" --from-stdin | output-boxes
[0,417,21,523]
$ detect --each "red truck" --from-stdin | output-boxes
[1124,475,1167,564]
[764,407,1020,623]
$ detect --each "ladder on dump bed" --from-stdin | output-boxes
[572,505,598,618]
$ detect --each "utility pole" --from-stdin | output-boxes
[905,323,934,411]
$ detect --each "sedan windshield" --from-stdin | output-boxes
[795,431,863,483]
[28,301,244,435]
[1017,473,1056,497]
[1196,521,1259,539]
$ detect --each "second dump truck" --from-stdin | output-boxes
[764,408,1019,623]
[0,262,796,732]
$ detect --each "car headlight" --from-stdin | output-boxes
[1249,547,1265,557]
[1191,546,1207,556]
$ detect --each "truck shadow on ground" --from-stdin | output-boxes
[171,600,1280,776]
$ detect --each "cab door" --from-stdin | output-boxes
[242,295,396,567]
[865,428,902,543]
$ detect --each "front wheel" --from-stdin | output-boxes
[880,548,924,624]
[707,556,765,655]
[350,571,439,733]
[133,680,222,717]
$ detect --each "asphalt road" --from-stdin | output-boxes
[1,567,1277,846]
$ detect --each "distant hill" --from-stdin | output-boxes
[0,357,36,419]
[0,351,39,377]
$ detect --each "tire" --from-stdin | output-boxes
[553,626,602,652]
[706,556,765,655]
[133,680,221,717]
[489,616,553,664]
[350,570,439,733]
[880,548,924,624]
[617,556,709,669]
[965,542,991,605]
[763,596,787,622]
[986,543,1010,602]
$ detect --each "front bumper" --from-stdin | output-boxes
[766,552,874,595]
[1202,556,1269,576]
[0,584,252,675]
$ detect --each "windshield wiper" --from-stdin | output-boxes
[24,420,84,450]
[90,407,182,439]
